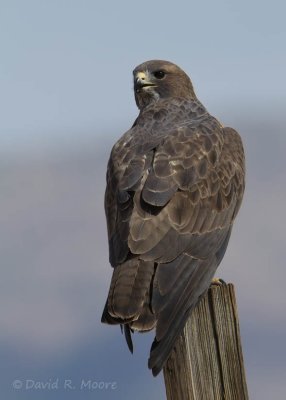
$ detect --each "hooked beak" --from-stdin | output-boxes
[134,71,156,91]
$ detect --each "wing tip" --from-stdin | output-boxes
[147,338,164,377]
[123,324,134,354]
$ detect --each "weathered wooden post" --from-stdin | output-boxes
[163,283,248,400]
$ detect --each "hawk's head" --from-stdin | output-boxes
[133,60,196,110]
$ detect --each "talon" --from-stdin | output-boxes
[211,278,226,286]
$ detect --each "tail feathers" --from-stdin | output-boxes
[107,258,154,320]
[101,258,155,354]
[101,300,133,325]
[102,302,134,353]
[101,300,117,324]
[130,284,156,332]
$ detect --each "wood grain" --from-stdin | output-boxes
[163,284,248,400]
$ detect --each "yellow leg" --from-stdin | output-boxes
[211,278,226,286]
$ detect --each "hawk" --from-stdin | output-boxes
[101,60,245,376]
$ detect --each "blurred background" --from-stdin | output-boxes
[1,1,285,399]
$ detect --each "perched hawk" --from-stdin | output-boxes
[101,60,245,376]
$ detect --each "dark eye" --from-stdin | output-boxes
[153,70,166,79]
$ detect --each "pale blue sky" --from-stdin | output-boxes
[0,0,285,152]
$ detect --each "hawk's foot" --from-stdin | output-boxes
[211,278,226,286]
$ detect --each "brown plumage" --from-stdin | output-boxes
[101,60,245,376]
